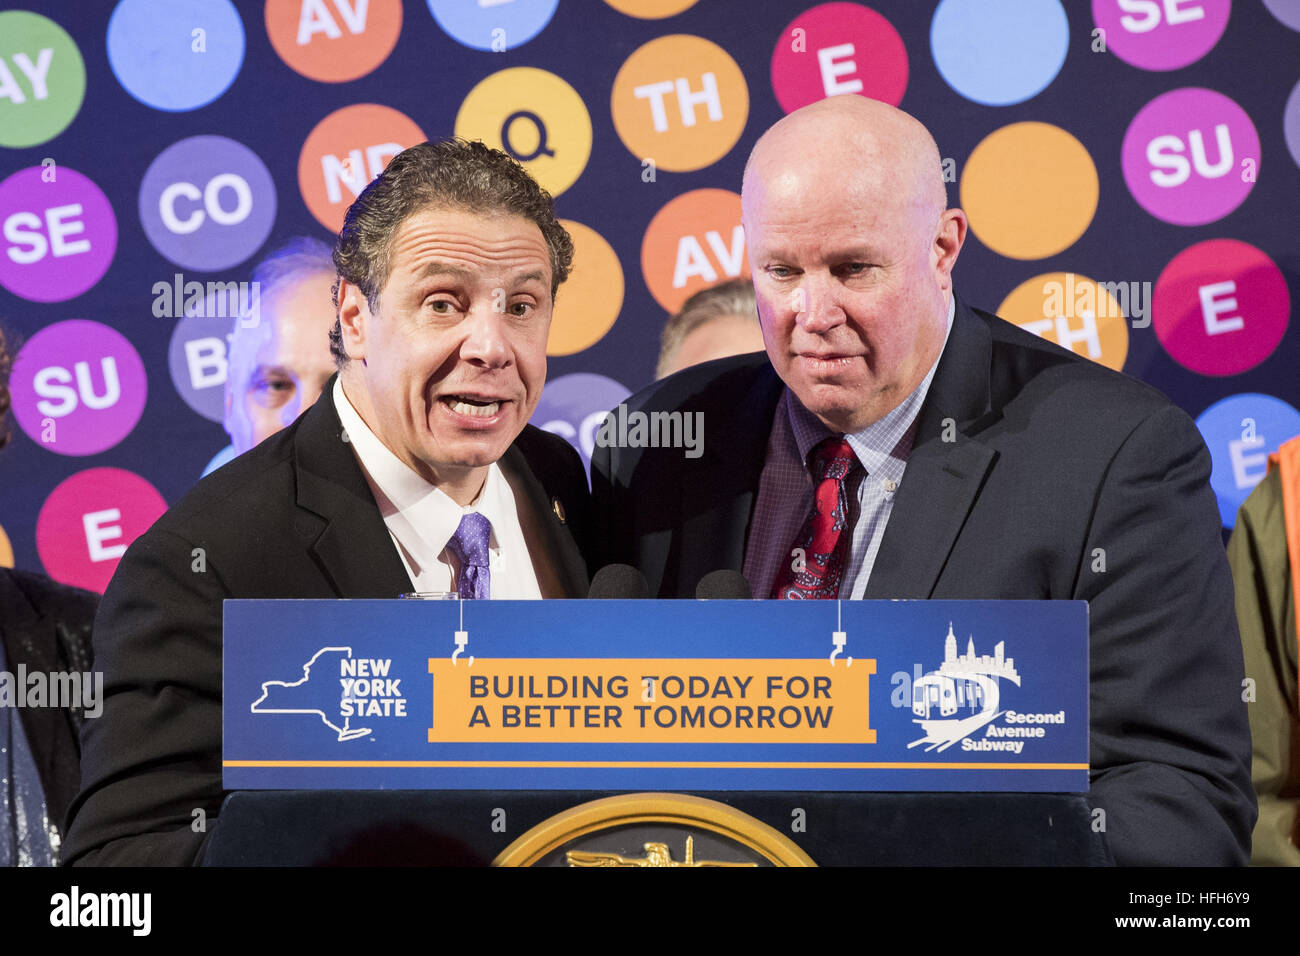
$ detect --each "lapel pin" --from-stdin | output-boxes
[552,497,566,524]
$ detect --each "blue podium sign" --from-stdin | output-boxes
[222,599,1088,792]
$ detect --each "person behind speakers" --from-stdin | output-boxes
[656,278,766,380]
[223,236,339,456]
[63,139,592,865]
[591,95,1254,866]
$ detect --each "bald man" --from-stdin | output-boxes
[592,97,1254,866]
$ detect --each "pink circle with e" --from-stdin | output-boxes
[1153,239,1290,376]
[1091,0,1230,71]
[9,319,148,456]
[36,468,168,594]
[1121,87,1259,226]
[0,166,117,302]
[771,3,908,113]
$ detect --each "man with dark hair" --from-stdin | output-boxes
[63,140,591,865]
[592,96,1253,866]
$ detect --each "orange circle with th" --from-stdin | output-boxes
[641,188,747,313]
[611,34,749,172]
[548,220,624,356]
[298,103,425,232]
[604,0,700,17]
[265,0,402,83]
[960,122,1098,261]
[998,272,1129,371]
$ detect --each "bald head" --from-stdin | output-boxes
[743,96,947,235]
[740,96,966,434]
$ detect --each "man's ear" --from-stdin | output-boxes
[337,278,370,363]
[933,208,968,291]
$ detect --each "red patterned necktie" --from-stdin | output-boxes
[771,437,862,599]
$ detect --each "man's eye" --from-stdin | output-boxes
[767,266,793,278]
[841,262,872,275]
[256,378,293,394]
[427,299,456,314]
[509,301,534,316]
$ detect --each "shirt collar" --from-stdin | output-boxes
[788,291,956,472]
[332,378,504,568]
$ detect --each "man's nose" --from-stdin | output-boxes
[460,303,511,366]
[794,274,846,334]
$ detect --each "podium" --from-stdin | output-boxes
[202,791,1107,866]
[218,599,1095,865]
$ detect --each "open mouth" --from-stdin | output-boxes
[441,395,504,418]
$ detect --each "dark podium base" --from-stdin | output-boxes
[201,790,1110,866]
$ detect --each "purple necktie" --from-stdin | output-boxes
[446,512,492,600]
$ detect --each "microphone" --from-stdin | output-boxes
[588,564,651,599]
[695,570,753,600]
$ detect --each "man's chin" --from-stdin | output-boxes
[426,424,520,468]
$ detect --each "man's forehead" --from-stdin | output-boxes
[392,206,547,250]
[383,207,550,286]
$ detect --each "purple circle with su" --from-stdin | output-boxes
[9,319,148,456]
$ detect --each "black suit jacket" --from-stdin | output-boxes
[592,299,1255,866]
[63,379,590,866]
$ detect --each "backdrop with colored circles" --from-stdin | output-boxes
[0,0,1296,591]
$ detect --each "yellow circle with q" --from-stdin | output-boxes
[998,272,1129,372]
[548,220,624,356]
[611,34,749,172]
[960,123,1098,261]
[604,0,700,18]
[456,68,592,199]
[0,522,12,567]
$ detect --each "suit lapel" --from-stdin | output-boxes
[865,299,998,599]
[294,379,589,598]
[293,379,414,598]
[675,360,785,595]
[499,442,588,598]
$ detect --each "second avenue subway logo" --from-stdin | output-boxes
[909,623,1064,755]
[251,646,409,742]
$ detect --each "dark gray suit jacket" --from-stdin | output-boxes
[63,379,590,865]
[591,298,1255,866]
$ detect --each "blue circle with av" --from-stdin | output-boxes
[107,0,245,112]
[426,0,559,51]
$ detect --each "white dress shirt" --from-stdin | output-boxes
[332,378,542,598]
